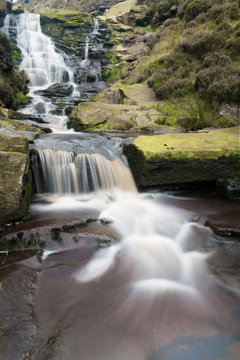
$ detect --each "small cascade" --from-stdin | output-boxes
[32,148,137,194]
[84,37,90,62]
[2,13,73,87]
[93,18,100,34]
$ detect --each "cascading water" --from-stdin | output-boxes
[2,12,135,195]
[2,13,73,87]
[84,37,90,62]
[32,148,137,194]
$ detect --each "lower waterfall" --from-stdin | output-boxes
[32,148,137,194]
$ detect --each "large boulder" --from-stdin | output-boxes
[0,132,29,154]
[0,133,31,225]
[67,83,170,131]
[124,126,240,189]
[0,151,31,225]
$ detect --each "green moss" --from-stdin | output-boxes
[13,92,31,107]
[0,133,29,154]
[133,126,240,161]
[104,51,120,64]
[102,64,125,82]
[40,9,93,28]
[11,48,21,63]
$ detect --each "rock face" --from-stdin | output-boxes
[0,134,31,225]
[68,83,173,131]
[124,126,240,189]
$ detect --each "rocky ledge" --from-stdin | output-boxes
[123,126,240,191]
[0,111,41,227]
[68,83,177,131]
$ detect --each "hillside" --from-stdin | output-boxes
[15,0,123,15]
[102,0,240,130]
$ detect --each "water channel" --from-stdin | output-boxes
[0,12,240,360]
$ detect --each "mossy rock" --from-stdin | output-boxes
[124,126,240,189]
[39,9,93,28]
[0,151,31,225]
[0,133,29,154]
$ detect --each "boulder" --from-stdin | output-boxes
[123,126,240,189]
[0,118,41,142]
[0,151,31,225]
[37,83,73,98]
[116,5,150,27]
[0,133,29,154]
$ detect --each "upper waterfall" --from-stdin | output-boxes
[2,13,73,87]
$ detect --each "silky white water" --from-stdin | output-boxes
[3,13,73,87]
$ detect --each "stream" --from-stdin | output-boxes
[1,12,240,360]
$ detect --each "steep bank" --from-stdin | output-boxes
[124,126,240,191]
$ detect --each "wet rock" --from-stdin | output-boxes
[49,109,63,116]
[23,114,46,124]
[216,177,240,200]
[34,102,47,114]
[0,118,41,143]
[65,106,75,116]
[37,83,73,98]
[100,217,113,225]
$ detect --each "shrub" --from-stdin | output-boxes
[226,37,240,58]
[196,65,240,105]
[185,0,212,21]
[178,32,225,58]
[209,2,240,24]
[148,77,193,99]
[202,52,232,68]
[0,80,14,107]
[176,100,216,131]
[178,0,211,21]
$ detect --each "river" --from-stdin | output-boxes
[0,12,240,360]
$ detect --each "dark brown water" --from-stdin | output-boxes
[0,190,240,360]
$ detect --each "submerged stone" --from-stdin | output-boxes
[216,177,240,200]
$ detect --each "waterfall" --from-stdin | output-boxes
[32,148,137,194]
[93,18,100,34]
[2,13,73,87]
[2,12,134,195]
[84,36,90,61]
